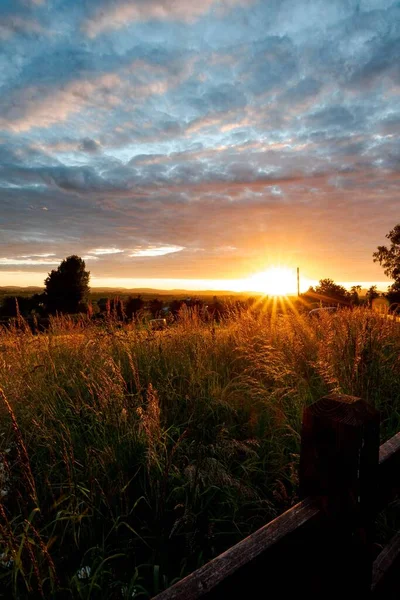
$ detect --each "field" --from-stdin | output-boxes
[0,287,249,309]
[1,306,400,598]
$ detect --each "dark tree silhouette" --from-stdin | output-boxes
[149,298,163,318]
[0,294,45,318]
[169,299,183,317]
[373,224,400,291]
[44,255,90,314]
[0,296,26,317]
[386,288,400,306]
[125,295,144,319]
[97,298,109,313]
[350,285,362,305]
[310,279,350,304]
[365,285,379,306]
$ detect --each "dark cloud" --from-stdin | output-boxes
[280,77,322,104]
[347,34,400,89]
[306,106,356,130]
[79,138,101,153]
[241,36,298,95]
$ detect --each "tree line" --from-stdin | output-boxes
[303,279,380,306]
[2,223,400,319]
[0,255,234,320]
[305,224,400,307]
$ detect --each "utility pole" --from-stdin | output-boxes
[297,267,300,297]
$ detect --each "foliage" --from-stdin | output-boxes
[0,296,31,318]
[125,296,144,319]
[350,285,362,305]
[149,298,164,318]
[306,278,350,304]
[0,307,400,597]
[373,224,400,291]
[0,294,45,318]
[386,288,400,306]
[44,255,90,314]
[366,285,379,306]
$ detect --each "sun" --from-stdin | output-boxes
[243,267,297,296]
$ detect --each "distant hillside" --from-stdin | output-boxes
[0,286,252,301]
[0,286,43,293]
[89,287,246,296]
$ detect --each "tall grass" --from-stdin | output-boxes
[0,307,400,598]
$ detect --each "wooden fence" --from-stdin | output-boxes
[154,393,400,599]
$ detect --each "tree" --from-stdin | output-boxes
[350,285,362,305]
[149,298,163,318]
[125,295,144,319]
[44,255,90,314]
[365,285,379,306]
[169,299,183,317]
[386,288,400,306]
[373,225,400,291]
[0,294,45,318]
[0,296,27,318]
[312,279,350,304]
[97,298,109,313]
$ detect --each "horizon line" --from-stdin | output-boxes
[0,277,393,294]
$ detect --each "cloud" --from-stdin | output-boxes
[0,73,121,132]
[19,253,56,258]
[0,15,43,40]
[0,50,196,133]
[0,257,60,265]
[0,0,399,284]
[18,0,46,5]
[306,106,356,131]
[89,248,124,255]
[279,77,322,107]
[80,138,101,153]
[129,245,184,257]
[83,0,254,37]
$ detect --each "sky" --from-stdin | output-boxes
[0,0,399,291]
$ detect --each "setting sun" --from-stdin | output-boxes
[241,267,297,296]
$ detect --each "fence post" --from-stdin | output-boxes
[299,393,380,595]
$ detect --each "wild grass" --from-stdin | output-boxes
[0,306,400,598]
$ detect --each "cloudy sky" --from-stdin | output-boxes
[0,0,399,290]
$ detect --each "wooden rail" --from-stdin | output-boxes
[154,394,400,599]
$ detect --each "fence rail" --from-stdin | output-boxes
[154,394,400,599]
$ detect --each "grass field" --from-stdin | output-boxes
[1,306,400,598]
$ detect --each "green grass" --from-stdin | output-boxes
[0,306,400,598]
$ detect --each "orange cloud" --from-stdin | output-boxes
[84,0,254,37]
[0,73,121,132]
[0,54,196,132]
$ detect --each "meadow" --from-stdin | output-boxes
[1,305,400,598]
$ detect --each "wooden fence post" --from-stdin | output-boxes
[300,393,380,595]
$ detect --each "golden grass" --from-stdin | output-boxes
[0,307,400,597]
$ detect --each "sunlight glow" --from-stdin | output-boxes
[239,267,297,296]
[0,269,391,294]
